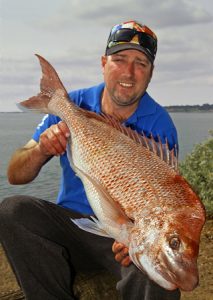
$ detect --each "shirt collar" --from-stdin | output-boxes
[91,83,157,125]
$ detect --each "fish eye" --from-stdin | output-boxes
[169,237,180,250]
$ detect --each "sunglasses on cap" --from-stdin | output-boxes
[106,28,157,61]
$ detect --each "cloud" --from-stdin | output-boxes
[41,0,213,31]
[0,0,213,110]
[0,52,104,112]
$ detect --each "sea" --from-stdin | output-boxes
[0,112,212,203]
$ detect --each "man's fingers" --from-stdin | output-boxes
[120,256,132,267]
[114,250,132,267]
[114,247,128,261]
[112,241,132,267]
[58,121,70,137]
[112,242,124,253]
[38,122,70,156]
[51,125,68,152]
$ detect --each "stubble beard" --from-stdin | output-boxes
[111,88,141,107]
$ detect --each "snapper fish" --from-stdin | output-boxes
[18,54,205,292]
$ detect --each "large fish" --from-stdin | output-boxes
[19,54,205,292]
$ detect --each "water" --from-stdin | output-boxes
[170,112,213,160]
[0,112,212,202]
[0,113,61,202]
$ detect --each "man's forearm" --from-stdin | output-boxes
[7,146,52,184]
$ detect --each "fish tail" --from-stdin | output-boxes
[17,54,68,114]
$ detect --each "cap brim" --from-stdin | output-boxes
[106,43,154,63]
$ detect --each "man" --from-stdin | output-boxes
[0,20,180,299]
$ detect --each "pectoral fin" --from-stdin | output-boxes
[73,165,133,244]
[71,217,111,238]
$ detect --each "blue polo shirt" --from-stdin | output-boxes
[33,82,178,214]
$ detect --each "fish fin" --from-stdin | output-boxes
[113,122,178,171]
[81,168,131,222]
[73,111,178,171]
[140,133,179,171]
[18,54,68,114]
[66,143,129,239]
[70,217,111,238]
[69,156,131,224]
[72,164,132,243]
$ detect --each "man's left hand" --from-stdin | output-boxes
[112,241,132,267]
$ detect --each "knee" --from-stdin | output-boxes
[0,195,33,226]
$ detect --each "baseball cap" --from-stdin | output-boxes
[105,20,157,63]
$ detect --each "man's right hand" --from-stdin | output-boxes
[38,121,70,157]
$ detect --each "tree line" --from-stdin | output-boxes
[165,103,213,112]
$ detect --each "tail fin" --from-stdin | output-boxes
[17,54,68,113]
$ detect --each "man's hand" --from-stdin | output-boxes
[112,241,132,267]
[38,121,70,157]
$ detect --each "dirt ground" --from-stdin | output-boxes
[0,219,212,300]
[181,219,213,300]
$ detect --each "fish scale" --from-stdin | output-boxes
[19,54,205,292]
[77,132,159,217]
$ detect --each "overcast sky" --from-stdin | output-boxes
[0,0,213,112]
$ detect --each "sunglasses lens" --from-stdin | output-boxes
[113,29,135,42]
[138,32,157,54]
[106,24,157,61]
[109,29,156,55]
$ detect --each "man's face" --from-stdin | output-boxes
[102,49,154,107]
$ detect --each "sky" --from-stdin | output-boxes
[0,0,213,112]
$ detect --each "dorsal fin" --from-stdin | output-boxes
[80,110,178,171]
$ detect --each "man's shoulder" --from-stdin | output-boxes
[146,94,174,125]
[135,93,178,148]
[138,92,169,118]
[136,92,177,132]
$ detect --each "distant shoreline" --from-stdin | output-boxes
[166,109,213,113]
[1,104,213,113]
[165,103,213,113]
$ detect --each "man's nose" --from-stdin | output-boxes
[125,62,135,76]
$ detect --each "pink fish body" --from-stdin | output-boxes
[19,55,206,291]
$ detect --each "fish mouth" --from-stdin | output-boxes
[130,250,178,290]
[130,248,198,291]
[160,266,198,291]
[158,252,199,291]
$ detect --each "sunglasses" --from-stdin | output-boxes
[107,28,157,58]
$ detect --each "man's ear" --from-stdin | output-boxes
[101,55,107,73]
[150,64,154,80]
